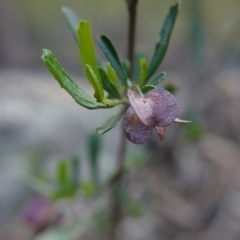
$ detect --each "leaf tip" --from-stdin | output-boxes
[95,128,102,135]
[172,1,180,10]
[41,49,51,60]
[61,5,67,13]
[80,20,90,27]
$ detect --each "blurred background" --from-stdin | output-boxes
[1,0,240,239]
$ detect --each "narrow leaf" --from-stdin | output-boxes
[99,68,121,99]
[61,6,79,43]
[57,159,70,189]
[107,62,118,86]
[95,108,126,135]
[138,58,148,87]
[84,64,103,100]
[42,49,107,109]
[122,60,130,78]
[97,35,128,86]
[147,3,179,80]
[78,21,104,101]
[88,134,101,186]
[149,72,166,86]
[141,85,156,94]
[71,156,80,191]
[55,159,76,198]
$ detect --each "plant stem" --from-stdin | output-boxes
[109,121,127,239]
[108,1,138,239]
[126,0,139,78]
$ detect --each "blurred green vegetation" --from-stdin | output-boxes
[1,0,240,69]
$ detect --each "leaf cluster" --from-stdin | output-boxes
[42,3,179,135]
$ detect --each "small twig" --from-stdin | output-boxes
[126,0,139,78]
[109,121,127,239]
[108,1,139,239]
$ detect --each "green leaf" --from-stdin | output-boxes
[138,58,148,87]
[85,65,122,106]
[121,60,130,77]
[61,6,79,43]
[95,108,126,135]
[88,134,101,170]
[78,21,104,101]
[149,72,166,86]
[107,62,118,86]
[57,160,70,186]
[42,49,108,109]
[147,3,179,80]
[97,35,128,86]
[71,156,81,191]
[88,134,101,186]
[99,68,121,99]
[141,85,156,94]
[56,159,74,197]
[84,64,103,99]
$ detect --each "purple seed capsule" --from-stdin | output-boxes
[124,88,179,144]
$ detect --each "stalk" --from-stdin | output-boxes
[109,0,139,239]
